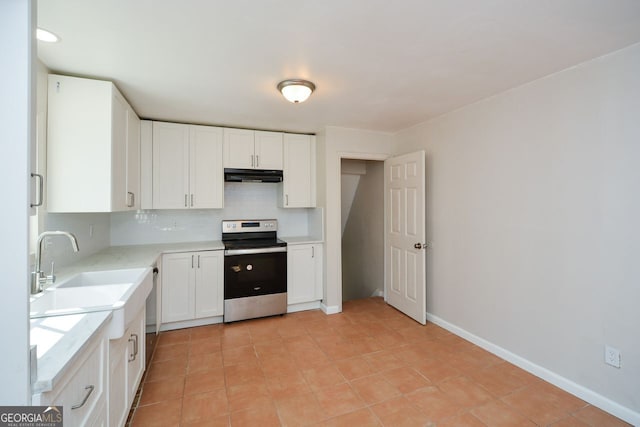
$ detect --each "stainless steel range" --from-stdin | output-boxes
[222,219,287,322]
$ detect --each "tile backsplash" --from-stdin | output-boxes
[110,182,316,245]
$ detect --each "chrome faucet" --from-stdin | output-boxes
[31,231,80,294]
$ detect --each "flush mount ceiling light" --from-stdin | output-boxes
[36,28,60,43]
[277,79,316,103]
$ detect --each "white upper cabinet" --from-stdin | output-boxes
[152,122,189,209]
[223,128,254,169]
[254,131,284,170]
[223,128,283,170]
[281,133,316,208]
[47,74,140,212]
[152,121,223,209]
[190,125,224,209]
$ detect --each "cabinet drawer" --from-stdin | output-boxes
[35,333,107,426]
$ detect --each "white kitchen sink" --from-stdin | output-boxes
[56,268,148,288]
[30,267,153,339]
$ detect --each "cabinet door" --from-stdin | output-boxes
[47,75,113,212]
[254,131,283,170]
[111,89,128,212]
[37,330,107,427]
[282,134,316,207]
[190,125,223,209]
[152,122,190,209]
[288,244,319,304]
[108,336,128,427]
[161,252,195,323]
[312,244,323,300]
[194,251,224,318]
[223,128,254,169]
[125,108,141,210]
[127,308,145,406]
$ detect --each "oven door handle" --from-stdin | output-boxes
[225,246,287,256]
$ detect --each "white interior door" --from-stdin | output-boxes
[384,151,426,324]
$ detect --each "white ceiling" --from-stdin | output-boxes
[37,0,640,134]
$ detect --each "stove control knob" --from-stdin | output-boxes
[246,264,253,271]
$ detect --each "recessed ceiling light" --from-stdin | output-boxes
[277,79,316,103]
[36,28,60,43]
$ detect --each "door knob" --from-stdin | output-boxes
[414,243,422,249]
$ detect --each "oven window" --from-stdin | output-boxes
[224,252,287,299]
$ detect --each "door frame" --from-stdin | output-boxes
[335,151,390,309]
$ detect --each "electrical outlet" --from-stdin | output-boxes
[605,345,621,368]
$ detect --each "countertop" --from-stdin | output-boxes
[281,236,324,244]
[53,240,224,283]
[30,311,112,394]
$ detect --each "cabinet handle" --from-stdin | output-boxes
[71,385,95,410]
[286,194,289,206]
[197,255,200,268]
[133,333,139,357]
[192,255,194,268]
[128,333,139,361]
[184,194,188,207]
[191,194,194,207]
[30,173,44,208]
[127,191,134,207]
[251,155,254,167]
[312,246,315,258]
[128,336,136,361]
[256,155,259,167]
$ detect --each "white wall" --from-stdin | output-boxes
[320,126,395,312]
[395,42,640,420]
[0,0,34,405]
[111,183,313,245]
[340,159,367,234]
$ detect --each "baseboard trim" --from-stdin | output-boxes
[426,313,640,426]
[321,303,340,315]
[159,316,223,331]
[287,301,321,313]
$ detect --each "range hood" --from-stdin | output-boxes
[224,168,283,183]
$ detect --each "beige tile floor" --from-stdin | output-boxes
[129,297,630,426]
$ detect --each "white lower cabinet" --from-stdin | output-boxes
[287,243,323,304]
[32,326,108,427]
[161,250,224,323]
[108,308,145,427]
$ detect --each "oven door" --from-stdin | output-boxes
[224,249,287,299]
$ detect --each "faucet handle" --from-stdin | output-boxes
[46,261,56,284]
